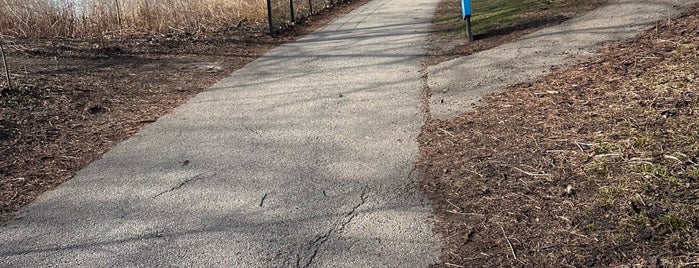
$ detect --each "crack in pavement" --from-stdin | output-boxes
[152,171,217,198]
[407,164,417,181]
[296,188,369,268]
[243,126,262,137]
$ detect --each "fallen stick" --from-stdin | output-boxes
[446,210,485,217]
[0,40,10,92]
[437,127,455,137]
[498,222,517,260]
[511,166,549,177]
[445,199,462,211]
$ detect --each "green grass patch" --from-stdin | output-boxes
[433,0,602,38]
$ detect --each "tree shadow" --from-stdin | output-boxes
[473,14,570,41]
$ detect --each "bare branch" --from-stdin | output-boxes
[0,39,11,93]
[498,222,517,260]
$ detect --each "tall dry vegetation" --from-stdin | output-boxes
[0,0,268,38]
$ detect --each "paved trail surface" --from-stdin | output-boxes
[429,0,698,119]
[0,0,441,266]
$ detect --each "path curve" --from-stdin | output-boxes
[0,0,440,266]
[428,0,698,119]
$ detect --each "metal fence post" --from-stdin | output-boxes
[267,0,274,35]
[465,15,473,41]
[461,0,473,41]
[289,0,295,23]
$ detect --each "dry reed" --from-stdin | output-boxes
[0,0,268,38]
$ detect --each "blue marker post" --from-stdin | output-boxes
[461,0,473,41]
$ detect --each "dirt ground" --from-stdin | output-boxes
[0,0,369,223]
[419,4,699,267]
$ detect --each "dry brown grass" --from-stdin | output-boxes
[0,0,268,38]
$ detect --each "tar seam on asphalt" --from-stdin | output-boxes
[152,171,217,198]
[259,193,269,207]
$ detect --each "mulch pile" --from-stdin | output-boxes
[0,0,368,223]
[419,5,699,267]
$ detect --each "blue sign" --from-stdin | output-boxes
[461,0,472,19]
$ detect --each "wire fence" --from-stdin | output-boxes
[1,0,267,38]
[266,0,352,34]
[0,0,354,38]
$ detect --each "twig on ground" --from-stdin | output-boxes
[574,141,589,153]
[627,158,654,165]
[437,127,455,137]
[657,38,679,46]
[445,199,462,211]
[545,150,577,153]
[593,153,621,158]
[498,222,517,260]
[462,255,486,261]
[556,215,571,223]
[459,169,484,178]
[444,262,465,268]
[446,210,485,217]
[663,154,682,163]
[511,166,549,177]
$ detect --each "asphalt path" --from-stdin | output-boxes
[0,0,441,266]
[428,0,698,119]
